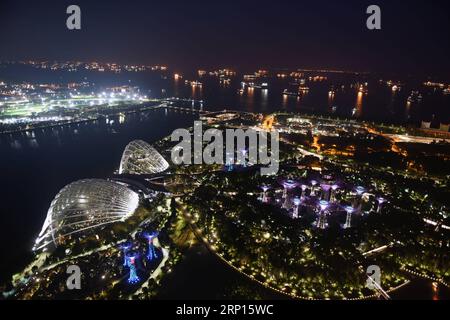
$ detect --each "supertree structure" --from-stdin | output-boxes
[281,180,299,209]
[260,185,271,203]
[126,253,140,284]
[315,200,329,230]
[292,197,302,218]
[343,206,354,229]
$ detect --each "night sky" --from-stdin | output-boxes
[0,0,449,76]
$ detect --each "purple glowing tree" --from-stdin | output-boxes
[315,200,329,229]
[121,242,132,266]
[260,185,270,203]
[144,232,159,261]
[281,180,298,209]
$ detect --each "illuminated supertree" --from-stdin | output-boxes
[260,185,270,203]
[144,232,159,261]
[225,151,234,171]
[315,200,329,229]
[353,186,365,212]
[355,186,365,195]
[121,242,132,266]
[310,180,318,196]
[292,197,302,218]
[330,184,339,202]
[301,184,308,198]
[343,206,354,229]
[126,254,140,284]
[377,197,386,213]
[240,149,248,167]
[281,180,298,209]
[321,184,331,201]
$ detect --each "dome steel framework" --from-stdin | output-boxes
[34,179,139,250]
[119,140,169,175]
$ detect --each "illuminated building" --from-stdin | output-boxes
[119,140,169,175]
[34,179,139,251]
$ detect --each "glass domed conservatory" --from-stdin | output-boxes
[33,179,139,251]
[119,140,169,175]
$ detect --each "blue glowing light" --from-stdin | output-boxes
[319,200,329,211]
[355,186,365,195]
[121,242,132,266]
[126,255,140,284]
[144,232,159,261]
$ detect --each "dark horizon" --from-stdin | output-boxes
[1,0,450,78]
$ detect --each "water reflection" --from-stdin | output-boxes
[282,94,289,110]
[353,91,363,117]
[261,88,269,111]
[190,84,203,100]
[405,101,412,121]
[328,90,336,113]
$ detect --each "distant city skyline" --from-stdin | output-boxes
[0,0,450,78]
